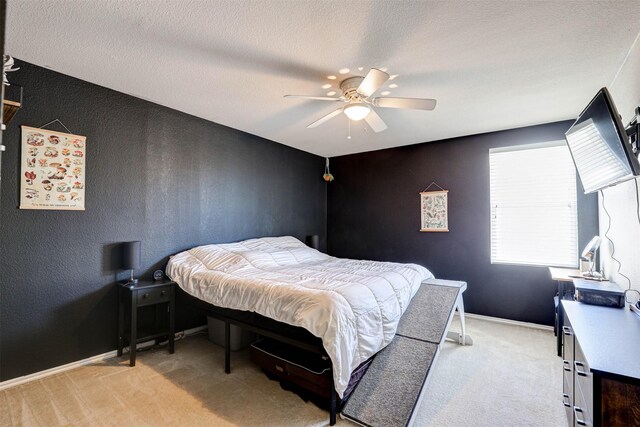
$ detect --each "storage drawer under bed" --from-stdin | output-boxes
[250,338,333,398]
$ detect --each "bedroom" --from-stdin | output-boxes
[1,1,640,426]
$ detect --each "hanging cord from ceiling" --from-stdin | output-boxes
[323,158,334,182]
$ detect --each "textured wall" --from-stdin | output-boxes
[599,36,640,294]
[327,122,598,325]
[0,60,326,381]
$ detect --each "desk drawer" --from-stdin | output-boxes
[574,384,592,427]
[137,287,171,306]
[574,339,593,421]
[562,324,574,362]
[563,375,573,426]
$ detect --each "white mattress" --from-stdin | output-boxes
[166,236,433,397]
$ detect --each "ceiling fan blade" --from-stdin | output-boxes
[307,108,343,128]
[357,68,390,98]
[364,109,388,133]
[372,97,437,110]
[284,95,343,102]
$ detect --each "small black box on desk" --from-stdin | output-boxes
[573,278,625,308]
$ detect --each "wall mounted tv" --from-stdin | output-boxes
[565,87,640,194]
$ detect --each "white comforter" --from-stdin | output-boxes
[166,236,433,397]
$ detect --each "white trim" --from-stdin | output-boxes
[461,313,553,331]
[178,325,208,335]
[0,351,118,392]
[0,325,208,391]
[490,260,579,269]
[489,140,565,154]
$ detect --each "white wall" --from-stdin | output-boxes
[599,31,640,297]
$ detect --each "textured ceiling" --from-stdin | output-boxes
[6,1,640,157]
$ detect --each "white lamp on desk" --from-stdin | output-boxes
[580,236,602,279]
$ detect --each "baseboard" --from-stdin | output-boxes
[461,313,553,331]
[0,324,208,392]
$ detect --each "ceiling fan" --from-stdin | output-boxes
[284,68,437,133]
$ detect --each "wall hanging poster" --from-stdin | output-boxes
[20,125,86,210]
[420,190,448,232]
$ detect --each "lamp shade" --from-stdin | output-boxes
[305,235,320,250]
[121,241,141,270]
[343,103,370,121]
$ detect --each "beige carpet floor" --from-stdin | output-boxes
[0,317,566,426]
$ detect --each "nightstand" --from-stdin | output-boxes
[117,279,176,366]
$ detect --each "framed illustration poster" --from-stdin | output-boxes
[20,125,86,210]
[420,190,448,232]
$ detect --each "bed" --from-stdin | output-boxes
[166,236,434,400]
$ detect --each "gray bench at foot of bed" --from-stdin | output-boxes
[341,279,472,427]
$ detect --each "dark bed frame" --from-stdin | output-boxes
[180,289,339,425]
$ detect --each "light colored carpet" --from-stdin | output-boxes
[415,317,565,427]
[0,317,565,426]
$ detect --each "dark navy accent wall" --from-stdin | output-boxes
[0,60,327,381]
[327,122,598,325]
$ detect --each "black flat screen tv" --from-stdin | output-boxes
[565,87,640,194]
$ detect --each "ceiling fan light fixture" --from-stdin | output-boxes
[343,103,370,121]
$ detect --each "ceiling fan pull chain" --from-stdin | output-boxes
[348,119,352,139]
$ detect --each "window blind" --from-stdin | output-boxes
[490,142,578,267]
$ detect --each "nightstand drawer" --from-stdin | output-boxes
[137,287,170,306]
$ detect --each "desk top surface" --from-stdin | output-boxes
[548,267,582,282]
[563,300,640,381]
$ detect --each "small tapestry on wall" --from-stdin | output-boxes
[420,190,448,232]
[20,125,86,210]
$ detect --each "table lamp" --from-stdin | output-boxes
[580,236,601,278]
[121,241,141,285]
[306,235,320,250]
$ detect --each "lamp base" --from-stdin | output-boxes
[120,279,139,288]
[122,269,139,287]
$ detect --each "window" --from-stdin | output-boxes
[490,142,578,267]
